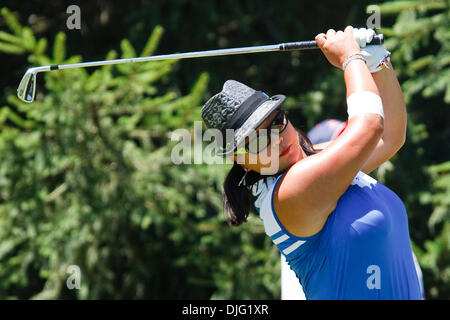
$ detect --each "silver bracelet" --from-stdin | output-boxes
[342,53,367,71]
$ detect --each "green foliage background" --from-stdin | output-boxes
[0,1,448,299]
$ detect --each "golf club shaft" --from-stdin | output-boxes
[43,35,383,72]
[17,34,383,102]
[52,44,282,71]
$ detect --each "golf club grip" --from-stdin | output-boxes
[280,34,384,51]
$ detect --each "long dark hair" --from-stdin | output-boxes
[223,128,318,226]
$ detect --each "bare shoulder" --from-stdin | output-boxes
[272,161,337,238]
[272,117,382,237]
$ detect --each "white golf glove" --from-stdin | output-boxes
[353,27,391,73]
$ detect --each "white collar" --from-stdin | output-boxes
[251,176,280,210]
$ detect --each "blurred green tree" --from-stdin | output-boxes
[374,0,449,299]
[0,7,280,299]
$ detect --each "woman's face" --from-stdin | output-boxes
[231,109,307,175]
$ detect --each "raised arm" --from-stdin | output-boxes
[274,26,384,237]
[360,62,407,173]
[312,62,407,174]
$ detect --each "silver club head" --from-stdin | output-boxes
[17,69,38,103]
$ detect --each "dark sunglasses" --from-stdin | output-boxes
[234,109,288,155]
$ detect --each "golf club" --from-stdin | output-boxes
[17,34,383,103]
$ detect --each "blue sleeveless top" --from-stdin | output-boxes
[251,171,422,300]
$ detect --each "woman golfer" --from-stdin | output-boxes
[201,26,422,299]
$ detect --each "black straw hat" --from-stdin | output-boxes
[201,80,286,156]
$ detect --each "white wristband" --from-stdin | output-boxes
[347,91,384,119]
